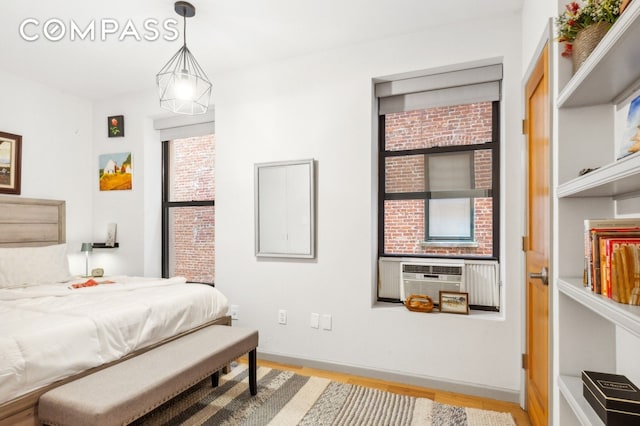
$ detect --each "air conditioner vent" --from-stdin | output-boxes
[400,261,465,302]
[402,264,462,276]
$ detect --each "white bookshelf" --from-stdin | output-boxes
[558,278,640,339]
[558,376,604,426]
[557,1,640,108]
[557,152,640,198]
[555,1,640,424]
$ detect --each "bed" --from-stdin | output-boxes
[0,196,231,425]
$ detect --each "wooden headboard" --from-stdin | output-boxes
[0,195,66,247]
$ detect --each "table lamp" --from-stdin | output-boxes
[81,243,93,277]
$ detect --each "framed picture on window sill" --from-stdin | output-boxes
[439,291,469,315]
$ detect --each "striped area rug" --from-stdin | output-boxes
[132,365,516,426]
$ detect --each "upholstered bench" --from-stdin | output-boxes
[38,325,259,426]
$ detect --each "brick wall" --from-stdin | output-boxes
[171,135,215,201]
[169,134,216,283]
[385,103,493,150]
[383,103,494,257]
[171,206,215,283]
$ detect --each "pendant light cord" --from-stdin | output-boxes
[183,11,187,48]
[182,10,187,70]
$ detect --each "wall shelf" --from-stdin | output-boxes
[91,243,119,248]
[557,153,640,198]
[558,375,603,426]
[557,1,640,107]
[558,278,640,339]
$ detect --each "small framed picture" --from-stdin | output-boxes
[99,152,132,191]
[0,131,22,195]
[106,223,117,247]
[439,291,469,315]
[108,115,124,138]
[618,96,640,159]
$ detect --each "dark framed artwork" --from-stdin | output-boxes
[108,115,125,138]
[439,291,470,315]
[0,131,22,195]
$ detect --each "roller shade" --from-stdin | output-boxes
[426,152,473,191]
[154,109,215,140]
[376,63,502,115]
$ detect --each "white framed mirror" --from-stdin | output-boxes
[254,159,315,258]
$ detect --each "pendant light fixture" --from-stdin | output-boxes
[156,1,212,115]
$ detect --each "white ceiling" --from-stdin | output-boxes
[1,0,523,101]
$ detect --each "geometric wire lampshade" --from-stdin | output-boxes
[156,1,212,115]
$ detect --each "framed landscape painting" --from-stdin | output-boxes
[99,152,132,191]
[0,131,22,194]
[439,291,469,315]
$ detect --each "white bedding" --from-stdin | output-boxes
[0,276,228,404]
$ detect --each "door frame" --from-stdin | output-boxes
[521,18,555,423]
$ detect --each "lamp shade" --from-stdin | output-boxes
[156,2,212,115]
[156,46,212,115]
[80,243,93,253]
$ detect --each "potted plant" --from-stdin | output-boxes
[556,0,623,72]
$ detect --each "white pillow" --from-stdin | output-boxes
[0,243,72,288]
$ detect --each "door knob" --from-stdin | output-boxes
[529,266,549,286]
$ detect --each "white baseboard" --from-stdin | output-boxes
[257,351,521,404]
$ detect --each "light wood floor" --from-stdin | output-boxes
[239,357,531,425]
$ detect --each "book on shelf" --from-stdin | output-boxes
[611,242,640,305]
[583,218,640,291]
[592,229,640,294]
[601,238,640,300]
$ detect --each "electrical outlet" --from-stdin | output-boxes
[278,309,287,325]
[321,314,332,330]
[310,313,319,328]
[230,305,239,320]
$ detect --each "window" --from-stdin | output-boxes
[425,151,474,242]
[162,134,215,283]
[376,64,501,259]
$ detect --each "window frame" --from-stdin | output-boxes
[161,139,216,282]
[377,101,500,261]
[424,151,475,242]
[425,198,475,242]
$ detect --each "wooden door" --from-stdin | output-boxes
[524,44,550,426]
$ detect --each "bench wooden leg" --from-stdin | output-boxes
[249,349,257,396]
[211,370,220,388]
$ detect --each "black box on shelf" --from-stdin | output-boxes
[582,371,640,425]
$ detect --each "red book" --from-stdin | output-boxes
[589,226,640,294]
[584,219,640,291]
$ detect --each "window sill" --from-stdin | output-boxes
[420,241,479,248]
[372,302,504,320]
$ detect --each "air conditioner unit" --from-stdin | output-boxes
[464,260,500,309]
[378,256,416,300]
[400,261,464,304]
